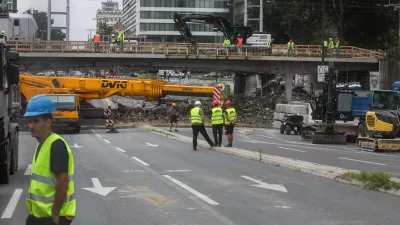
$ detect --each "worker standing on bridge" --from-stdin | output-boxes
[211,100,224,147]
[235,34,243,56]
[24,94,76,225]
[93,32,100,52]
[0,31,7,43]
[168,102,179,132]
[287,39,295,56]
[328,37,334,56]
[191,101,215,151]
[324,40,328,56]
[224,100,237,147]
[223,37,230,55]
[118,31,125,53]
[335,37,341,57]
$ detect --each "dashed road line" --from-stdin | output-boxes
[115,147,126,153]
[163,175,219,206]
[278,147,306,153]
[166,170,191,172]
[24,164,32,175]
[104,139,111,144]
[338,157,386,166]
[95,134,102,138]
[132,157,149,166]
[1,188,23,219]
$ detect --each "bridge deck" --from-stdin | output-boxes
[7,40,385,60]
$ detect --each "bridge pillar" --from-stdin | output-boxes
[285,74,294,101]
[234,73,245,96]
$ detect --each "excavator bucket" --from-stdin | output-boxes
[357,137,400,152]
[311,132,347,145]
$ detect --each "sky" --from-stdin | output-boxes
[18,0,123,41]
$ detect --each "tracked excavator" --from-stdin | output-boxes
[356,90,400,151]
[173,12,253,49]
[301,62,347,144]
[19,75,221,133]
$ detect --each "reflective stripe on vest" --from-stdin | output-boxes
[212,107,224,125]
[191,107,202,124]
[225,108,236,125]
[26,133,76,218]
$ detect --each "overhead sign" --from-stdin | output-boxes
[317,65,328,82]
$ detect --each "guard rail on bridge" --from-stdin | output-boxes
[6,40,385,59]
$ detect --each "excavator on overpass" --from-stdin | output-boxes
[173,12,270,49]
[19,75,222,133]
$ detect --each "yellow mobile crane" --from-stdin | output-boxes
[20,75,221,133]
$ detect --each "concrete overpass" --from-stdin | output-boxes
[10,40,385,100]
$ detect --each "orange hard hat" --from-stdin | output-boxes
[213,100,219,106]
[226,100,232,106]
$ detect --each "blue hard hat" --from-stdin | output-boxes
[24,94,56,117]
[238,34,241,37]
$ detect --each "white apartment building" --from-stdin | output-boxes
[96,0,123,32]
[122,0,230,42]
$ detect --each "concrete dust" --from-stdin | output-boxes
[118,185,176,207]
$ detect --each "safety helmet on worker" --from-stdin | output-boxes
[225,100,232,106]
[195,100,201,106]
[213,100,219,106]
[1,31,4,34]
[237,34,241,37]
[23,94,56,117]
[172,102,177,107]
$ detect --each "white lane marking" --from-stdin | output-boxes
[163,175,219,205]
[132,157,149,166]
[338,157,386,166]
[24,164,32,175]
[278,147,306,153]
[104,139,111,144]
[256,134,274,139]
[166,170,191,172]
[95,134,102,138]
[274,206,292,209]
[241,175,288,193]
[91,129,95,133]
[115,147,126,153]
[1,188,23,218]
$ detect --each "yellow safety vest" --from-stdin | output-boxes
[225,108,236,125]
[223,39,230,47]
[191,107,202,124]
[287,42,294,49]
[211,107,224,125]
[26,133,76,218]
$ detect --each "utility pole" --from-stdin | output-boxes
[244,0,248,26]
[321,0,325,64]
[260,0,263,32]
[47,0,51,41]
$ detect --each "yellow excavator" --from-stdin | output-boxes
[19,75,222,133]
[356,89,400,151]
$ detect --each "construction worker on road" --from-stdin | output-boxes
[168,102,179,132]
[211,100,224,147]
[287,39,295,56]
[224,100,237,147]
[93,32,100,52]
[24,94,75,225]
[0,31,7,43]
[191,100,214,151]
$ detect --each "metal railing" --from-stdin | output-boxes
[6,40,385,59]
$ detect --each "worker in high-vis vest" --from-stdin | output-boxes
[235,34,243,56]
[93,32,100,52]
[335,37,341,57]
[223,38,231,55]
[224,100,237,147]
[211,100,224,147]
[190,100,214,151]
[24,94,75,225]
[287,39,295,56]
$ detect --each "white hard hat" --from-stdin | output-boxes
[195,101,201,106]
[1,31,4,34]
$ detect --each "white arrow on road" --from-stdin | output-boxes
[241,175,288,193]
[145,142,159,147]
[70,143,83,148]
[82,178,116,196]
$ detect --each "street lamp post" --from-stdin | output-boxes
[321,0,325,65]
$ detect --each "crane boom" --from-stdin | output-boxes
[19,75,221,133]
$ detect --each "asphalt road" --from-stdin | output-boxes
[1,128,400,224]
[168,127,400,179]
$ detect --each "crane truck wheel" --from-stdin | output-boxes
[10,129,18,175]
[0,139,10,184]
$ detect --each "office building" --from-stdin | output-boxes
[96,0,123,32]
[122,0,230,42]
[0,0,17,11]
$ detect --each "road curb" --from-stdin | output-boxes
[141,125,400,197]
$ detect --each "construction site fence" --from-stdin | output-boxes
[5,40,385,59]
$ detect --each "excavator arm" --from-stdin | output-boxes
[173,12,252,47]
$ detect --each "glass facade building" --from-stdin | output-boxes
[122,0,230,42]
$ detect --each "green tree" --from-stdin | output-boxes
[25,8,66,40]
[98,21,117,38]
